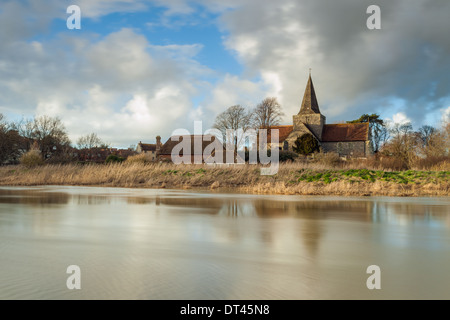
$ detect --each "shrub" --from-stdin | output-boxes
[20,150,44,168]
[311,152,341,167]
[363,156,408,171]
[105,155,124,164]
[244,149,298,163]
[412,156,450,171]
[293,134,320,155]
[279,150,298,162]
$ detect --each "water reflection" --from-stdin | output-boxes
[0,188,70,206]
[301,218,322,258]
[371,201,449,226]
[1,187,448,228]
[0,186,449,300]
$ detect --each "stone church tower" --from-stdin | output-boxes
[268,72,372,157]
[284,73,326,147]
[293,73,326,140]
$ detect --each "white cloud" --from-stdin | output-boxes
[1,0,450,147]
[0,25,207,146]
[392,112,411,125]
[203,74,267,112]
[72,0,149,18]
[441,106,450,124]
[215,0,450,125]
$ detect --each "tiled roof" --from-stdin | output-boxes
[158,135,225,155]
[321,123,369,142]
[266,125,294,143]
[139,143,157,152]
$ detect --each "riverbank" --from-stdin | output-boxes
[0,163,448,196]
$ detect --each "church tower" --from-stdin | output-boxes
[293,73,326,140]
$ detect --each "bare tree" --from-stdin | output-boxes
[416,124,448,159]
[377,125,390,151]
[253,97,284,129]
[213,105,253,152]
[0,113,10,132]
[418,125,437,147]
[77,133,103,150]
[0,114,22,164]
[383,122,419,168]
[0,114,9,163]
[31,115,71,159]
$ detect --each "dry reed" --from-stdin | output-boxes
[0,161,448,197]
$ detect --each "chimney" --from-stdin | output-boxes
[156,136,161,151]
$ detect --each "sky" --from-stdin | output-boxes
[0,0,449,148]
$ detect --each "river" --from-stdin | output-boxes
[0,186,449,300]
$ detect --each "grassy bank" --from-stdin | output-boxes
[0,163,448,196]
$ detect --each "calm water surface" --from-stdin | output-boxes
[0,186,449,300]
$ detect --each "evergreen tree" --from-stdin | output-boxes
[347,113,388,153]
[293,134,319,155]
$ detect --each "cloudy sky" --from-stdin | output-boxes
[1,0,449,147]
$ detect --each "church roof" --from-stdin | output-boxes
[299,74,321,115]
[266,125,294,143]
[321,123,369,142]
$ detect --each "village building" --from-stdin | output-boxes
[157,135,230,164]
[136,136,162,161]
[111,148,136,159]
[267,74,372,158]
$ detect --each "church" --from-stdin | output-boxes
[267,74,372,158]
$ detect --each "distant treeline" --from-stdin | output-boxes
[1,112,449,170]
[0,113,134,165]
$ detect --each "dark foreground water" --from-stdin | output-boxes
[0,186,449,300]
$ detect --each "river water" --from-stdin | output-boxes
[0,186,449,300]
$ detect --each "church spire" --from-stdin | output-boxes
[299,72,321,115]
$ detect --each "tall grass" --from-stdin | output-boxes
[0,161,448,196]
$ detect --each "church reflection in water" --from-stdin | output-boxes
[1,188,448,256]
[126,194,449,225]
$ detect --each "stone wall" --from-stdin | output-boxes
[293,113,325,140]
[284,123,318,152]
[321,141,368,157]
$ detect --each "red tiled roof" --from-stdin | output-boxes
[321,123,369,142]
[266,125,294,143]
